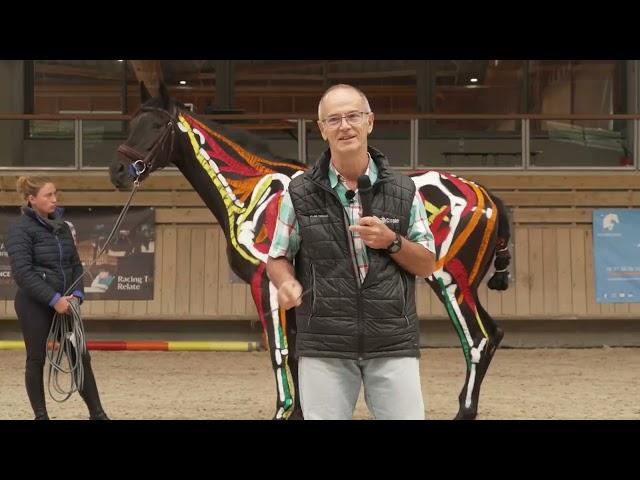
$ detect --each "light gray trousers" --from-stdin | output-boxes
[299,356,425,420]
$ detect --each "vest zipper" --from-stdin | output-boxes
[401,273,410,327]
[308,263,317,327]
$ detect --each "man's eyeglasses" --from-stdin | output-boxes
[321,111,370,129]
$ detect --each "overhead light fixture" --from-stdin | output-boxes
[470,78,478,83]
[179,80,187,85]
[117,60,124,62]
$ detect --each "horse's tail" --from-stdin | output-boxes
[486,191,512,291]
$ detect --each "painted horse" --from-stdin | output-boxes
[110,83,512,420]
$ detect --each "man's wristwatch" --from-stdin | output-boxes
[386,232,402,254]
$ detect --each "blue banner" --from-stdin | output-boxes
[593,209,640,303]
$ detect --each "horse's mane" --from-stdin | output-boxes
[202,118,308,169]
[142,96,309,171]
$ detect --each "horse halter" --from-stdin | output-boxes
[117,107,178,184]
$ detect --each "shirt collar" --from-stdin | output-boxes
[328,152,378,190]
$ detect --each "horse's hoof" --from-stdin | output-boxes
[454,408,477,420]
[272,406,304,420]
[287,408,304,421]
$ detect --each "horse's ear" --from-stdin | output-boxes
[159,81,171,109]
[140,82,151,104]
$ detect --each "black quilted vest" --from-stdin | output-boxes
[288,147,420,360]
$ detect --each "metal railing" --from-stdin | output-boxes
[0,113,637,171]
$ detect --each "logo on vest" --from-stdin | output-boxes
[310,214,329,218]
[379,217,400,225]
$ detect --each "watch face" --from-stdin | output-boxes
[388,234,402,253]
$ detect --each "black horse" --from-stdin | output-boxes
[110,82,511,420]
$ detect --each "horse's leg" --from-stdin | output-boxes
[456,190,508,416]
[431,263,502,420]
[451,294,504,420]
[284,308,304,420]
[250,265,295,419]
[473,299,503,392]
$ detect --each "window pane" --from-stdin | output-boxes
[0,119,75,167]
[82,120,129,167]
[418,119,523,168]
[233,60,417,115]
[157,60,216,114]
[34,60,124,116]
[530,118,633,168]
[28,60,123,167]
[430,60,523,133]
[528,60,628,120]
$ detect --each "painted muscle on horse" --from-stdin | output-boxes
[110,82,511,420]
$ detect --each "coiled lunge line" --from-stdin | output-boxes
[46,297,86,402]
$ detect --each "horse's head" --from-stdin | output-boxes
[110,82,181,189]
[111,81,312,277]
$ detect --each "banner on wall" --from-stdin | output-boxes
[593,209,640,303]
[0,207,155,300]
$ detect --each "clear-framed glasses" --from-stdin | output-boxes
[321,111,370,129]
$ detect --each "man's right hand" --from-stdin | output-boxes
[53,296,71,314]
[277,280,303,310]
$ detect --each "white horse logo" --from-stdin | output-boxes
[603,213,620,231]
